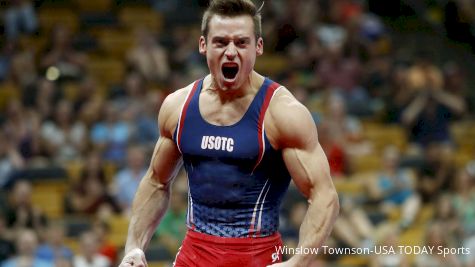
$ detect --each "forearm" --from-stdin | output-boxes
[125,173,171,253]
[295,190,339,263]
[401,95,427,125]
[433,91,466,114]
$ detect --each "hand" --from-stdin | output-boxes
[119,248,148,267]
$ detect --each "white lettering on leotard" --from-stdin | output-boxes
[201,136,234,152]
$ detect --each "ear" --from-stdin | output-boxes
[256,37,264,56]
[199,36,207,55]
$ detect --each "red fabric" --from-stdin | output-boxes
[327,145,346,176]
[177,80,201,152]
[252,81,281,173]
[99,242,118,264]
[173,230,283,267]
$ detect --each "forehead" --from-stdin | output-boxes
[207,15,255,38]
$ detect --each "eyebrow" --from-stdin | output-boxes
[211,36,251,43]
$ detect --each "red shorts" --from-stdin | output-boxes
[173,230,283,267]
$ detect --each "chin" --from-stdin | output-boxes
[222,79,236,88]
[222,77,245,91]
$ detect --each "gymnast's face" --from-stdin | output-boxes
[199,14,263,91]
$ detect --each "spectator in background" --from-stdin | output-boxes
[2,100,43,163]
[27,78,62,121]
[316,43,361,94]
[149,0,177,14]
[110,145,147,215]
[4,180,48,241]
[370,224,409,267]
[40,99,87,164]
[127,27,170,84]
[332,196,375,250]
[430,194,461,244]
[91,220,118,266]
[3,0,38,41]
[279,200,307,261]
[451,166,475,241]
[40,25,87,82]
[401,52,466,150]
[416,143,456,203]
[36,222,73,264]
[318,122,349,177]
[414,223,462,267]
[0,214,14,263]
[0,41,15,82]
[465,237,475,267]
[384,63,411,123]
[72,77,98,115]
[0,131,25,188]
[169,25,204,75]
[315,41,370,116]
[64,151,121,216]
[1,230,51,267]
[318,93,371,175]
[77,93,104,131]
[130,90,161,148]
[367,146,421,229]
[90,102,132,164]
[73,231,111,267]
[444,0,475,52]
[10,42,38,90]
[443,61,468,97]
[109,72,147,127]
[154,190,187,255]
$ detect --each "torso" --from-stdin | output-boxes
[171,76,291,237]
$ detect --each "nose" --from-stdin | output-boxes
[224,42,237,59]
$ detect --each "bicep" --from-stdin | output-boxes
[270,88,337,201]
[148,136,182,186]
[282,142,334,200]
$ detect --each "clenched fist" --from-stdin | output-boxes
[119,248,148,267]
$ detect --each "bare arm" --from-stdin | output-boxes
[124,136,182,253]
[120,88,189,266]
[401,93,428,126]
[432,90,466,115]
[268,90,339,266]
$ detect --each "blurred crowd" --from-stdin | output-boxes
[0,0,475,266]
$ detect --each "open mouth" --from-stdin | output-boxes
[222,64,239,79]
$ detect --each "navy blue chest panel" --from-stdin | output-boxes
[173,78,291,237]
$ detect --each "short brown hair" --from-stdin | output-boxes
[201,0,262,39]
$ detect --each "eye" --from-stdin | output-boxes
[236,39,248,47]
[213,38,228,48]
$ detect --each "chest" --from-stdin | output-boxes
[198,91,254,126]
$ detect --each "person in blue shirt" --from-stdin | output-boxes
[1,230,53,267]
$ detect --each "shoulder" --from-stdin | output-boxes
[158,81,198,138]
[267,87,318,149]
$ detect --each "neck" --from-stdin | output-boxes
[206,71,264,102]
